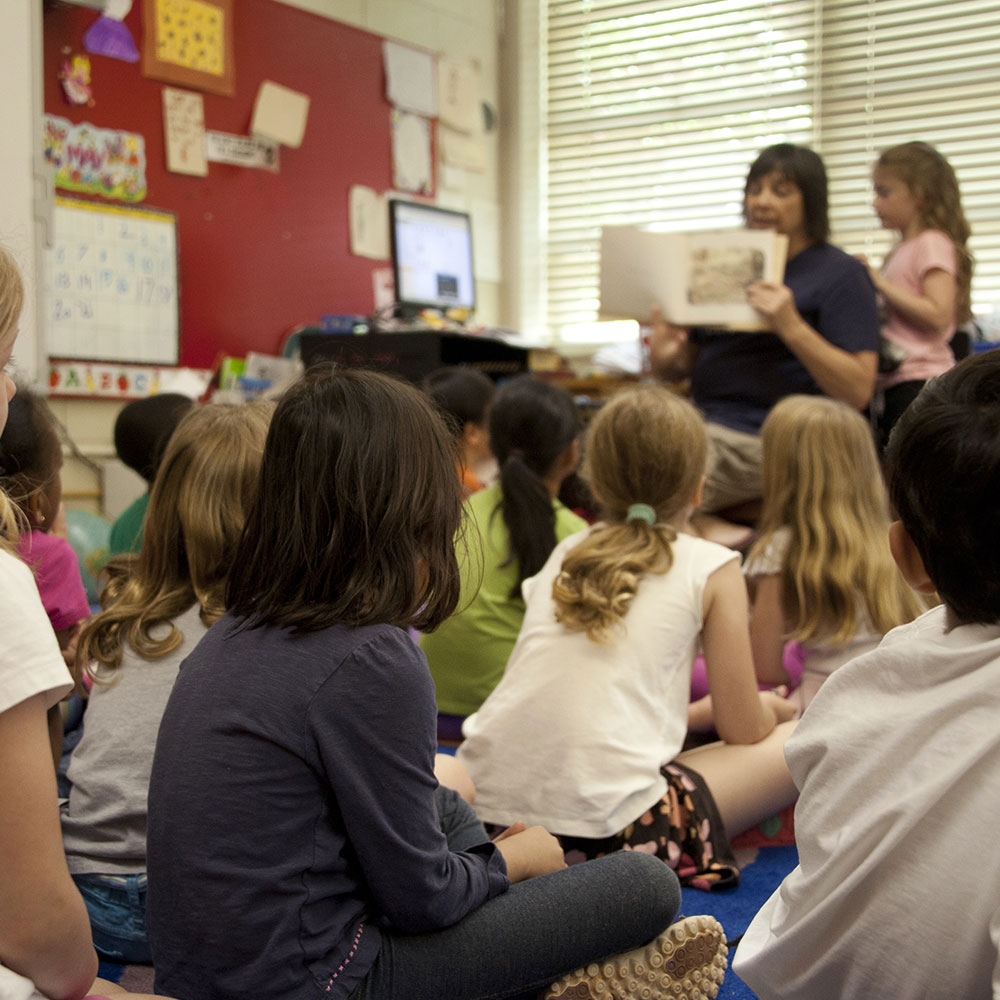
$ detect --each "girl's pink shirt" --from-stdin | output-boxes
[878,228,958,390]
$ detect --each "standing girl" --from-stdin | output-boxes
[146,366,728,1000]
[866,140,973,449]
[746,395,926,710]
[420,374,586,738]
[458,384,797,889]
[61,400,273,964]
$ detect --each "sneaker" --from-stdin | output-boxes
[544,914,727,1000]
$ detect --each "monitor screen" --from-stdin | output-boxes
[389,199,475,315]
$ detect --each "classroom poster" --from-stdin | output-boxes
[44,198,179,365]
[162,87,208,175]
[44,115,147,202]
[391,111,431,195]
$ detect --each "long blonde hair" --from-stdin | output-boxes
[0,244,26,554]
[750,395,924,643]
[877,141,973,323]
[79,399,273,679]
[553,385,706,642]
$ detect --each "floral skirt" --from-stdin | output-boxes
[489,761,739,892]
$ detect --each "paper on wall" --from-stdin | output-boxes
[251,81,310,148]
[349,186,389,260]
[205,131,279,171]
[162,87,208,176]
[439,124,487,173]
[391,110,432,195]
[437,56,481,134]
[383,41,437,117]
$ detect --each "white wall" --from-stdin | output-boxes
[10,0,505,516]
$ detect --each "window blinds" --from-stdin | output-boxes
[540,0,1000,343]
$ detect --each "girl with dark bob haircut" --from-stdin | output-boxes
[146,365,727,1000]
[226,364,463,632]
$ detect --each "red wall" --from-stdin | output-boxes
[44,1,415,369]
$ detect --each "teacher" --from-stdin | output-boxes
[649,143,879,515]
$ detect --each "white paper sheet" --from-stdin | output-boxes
[162,87,207,176]
[383,41,437,117]
[437,55,480,133]
[349,185,389,259]
[391,110,432,194]
[251,81,310,148]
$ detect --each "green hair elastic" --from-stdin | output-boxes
[625,503,656,525]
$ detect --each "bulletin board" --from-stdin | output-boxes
[44,198,179,365]
[43,0,426,370]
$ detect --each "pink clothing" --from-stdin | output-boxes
[17,529,91,632]
[878,229,957,390]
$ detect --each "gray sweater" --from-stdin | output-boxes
[61,603,209,874]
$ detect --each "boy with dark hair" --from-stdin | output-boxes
[734,347,1000,1000]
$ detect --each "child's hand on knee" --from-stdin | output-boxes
[494,824,567,882]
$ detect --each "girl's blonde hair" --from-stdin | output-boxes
[0,244,25,554]
[750,395,924,644]
[79,399,273,680]
[877,141,973,323]
[553,385,706,642]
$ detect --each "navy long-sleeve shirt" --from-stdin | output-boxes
[147,616,509,1000]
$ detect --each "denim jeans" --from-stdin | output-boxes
[354,791,682,1000]
[72,872,151,964]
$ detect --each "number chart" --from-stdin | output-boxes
[44,197,179,365]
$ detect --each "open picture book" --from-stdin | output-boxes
[599,226,789,331]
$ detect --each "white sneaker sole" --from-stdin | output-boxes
[544,914,728,1000]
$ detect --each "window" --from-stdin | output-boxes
[519,0,1000,344]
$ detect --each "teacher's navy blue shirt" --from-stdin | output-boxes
[689,242,879,435]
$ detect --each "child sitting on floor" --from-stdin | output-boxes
[0,384,91,767]
[735,348,1000,999]
[420,374,587,740]
[459,384,797,889]
[423,366,496,495]
[745,394,925,710]
[61,400,273,964]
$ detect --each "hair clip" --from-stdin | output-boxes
[625,503,656,525]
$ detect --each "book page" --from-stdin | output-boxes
[599,227,788,331]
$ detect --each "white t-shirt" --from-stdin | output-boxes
[0,549,74,715]
[459,528,738,838]
[744,526,881,710]
[734,603,1000,1000]
[0,548,75,1000]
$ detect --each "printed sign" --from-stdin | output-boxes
[44,115,147,202]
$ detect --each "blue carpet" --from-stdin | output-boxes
[681,845,798,1000]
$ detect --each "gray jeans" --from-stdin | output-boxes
[352,788,682,1000]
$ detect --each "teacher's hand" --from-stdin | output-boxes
[647,305,693,379]
[747,281,799,337]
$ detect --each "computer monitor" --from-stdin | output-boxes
[389,199,476,316]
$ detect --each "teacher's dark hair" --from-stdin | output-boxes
[226,365,464,632]
[745,143,829,244]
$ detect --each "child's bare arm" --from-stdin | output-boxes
[871,266,957,334]
[748,574,791,686]
[701,560,777,745]
[0,693,97,999]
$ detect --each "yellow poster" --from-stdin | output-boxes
[155,0,225,77]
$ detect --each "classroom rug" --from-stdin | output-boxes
[682,844,798,1000]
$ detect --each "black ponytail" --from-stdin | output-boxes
[488,376,580,598]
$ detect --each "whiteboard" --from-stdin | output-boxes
[43,198,179,365]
